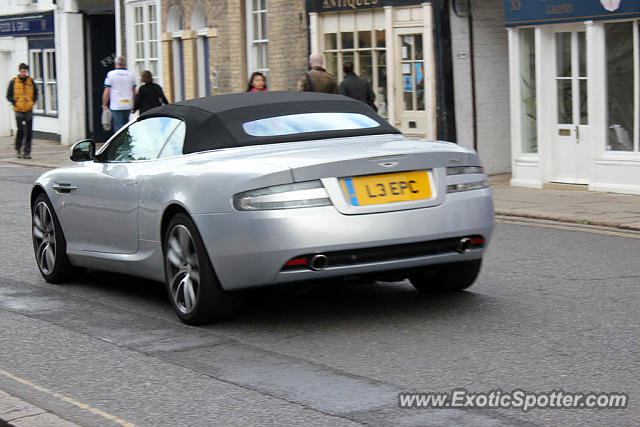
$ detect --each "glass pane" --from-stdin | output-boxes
[402,62,414,110]
[325,33,337,50]
[402,36,412,60]
[253,13,259,41]
[376,30,385,48]
[519,28,537,153]
[35,83,44,110]
[579,79,588,125]
[555,32,571,77]
[149,60,158,77]
[253,0,259,11]
[556,79,572,124]
[149,22,157,40]
[415,62,424,111]
[415,35,423,60]
[243,113,380,137]
[150,41,157,58]
[260,0,267,10]
[578,32,586,77]
[605,22,634,151]
[148,4,156,18]
[261,44,268,70]
[158,121,186,158]
[359,51,372,82]
[358,31,371,48]
[341,32,354,49]
[261,12,267,39]
[46,83,57,111]
[325,52,337,77]
[375,56,387,117]
[341,53,354,72]
[135,7,142,23]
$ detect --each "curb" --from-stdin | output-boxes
[495,210,640,232]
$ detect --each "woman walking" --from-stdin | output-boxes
[134,70,168,113]
[246,72,267,92]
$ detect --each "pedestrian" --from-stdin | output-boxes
[6,63,38,159]
[134,70,168,114]
[338,61,377,112]
[297,53,338,94]
[102,56,136,132]
[246,72,267,92]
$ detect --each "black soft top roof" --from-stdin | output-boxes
[139,91,400,154]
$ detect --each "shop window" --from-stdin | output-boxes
[129,1,160,85]
[29,48,57,116]
[246,0,269,77]
[605,21,636,152]
[519,28,537,153]
[321,10,387,116]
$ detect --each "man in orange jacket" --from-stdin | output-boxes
[6,63,38,159]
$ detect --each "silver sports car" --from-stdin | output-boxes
[31,92,494,324]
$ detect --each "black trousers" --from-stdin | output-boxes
[15,111,33,155]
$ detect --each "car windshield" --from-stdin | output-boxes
[242,112,380,137]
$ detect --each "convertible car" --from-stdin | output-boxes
[31,91,493,324]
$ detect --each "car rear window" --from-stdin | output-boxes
[242,112,380,137]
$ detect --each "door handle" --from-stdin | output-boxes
[52,183,77,193]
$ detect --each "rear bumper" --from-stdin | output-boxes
[193,188,494,290]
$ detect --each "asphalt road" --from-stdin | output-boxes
[0,164,638,426]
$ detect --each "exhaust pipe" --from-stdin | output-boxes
[308,254,329,271]
[456,237,472,254]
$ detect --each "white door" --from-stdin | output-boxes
[552,28,590,184]
[394,28,431,137]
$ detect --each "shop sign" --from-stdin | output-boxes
[504,0,640,26]
[306,0,430,13]
[0,11,54,36]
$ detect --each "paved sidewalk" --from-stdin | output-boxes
[0,389,77,427]
[1,136,639,231]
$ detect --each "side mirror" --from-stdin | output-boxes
[70,139,95,162]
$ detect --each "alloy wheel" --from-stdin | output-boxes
[166,224,201,314]
[33,201,56,275]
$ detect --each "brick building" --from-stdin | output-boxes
[156,0,308,101]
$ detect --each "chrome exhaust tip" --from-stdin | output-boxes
[309,254,329,271]
[456,237,473,254]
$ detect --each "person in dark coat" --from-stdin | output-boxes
[297,53,338,94]
[338,61,376,111]
[134,70,168,114]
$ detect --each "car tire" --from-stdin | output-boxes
[164,213,240,325]
[32,193,83,283]
[409,259,482,293]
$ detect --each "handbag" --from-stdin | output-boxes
[101,109,112,131]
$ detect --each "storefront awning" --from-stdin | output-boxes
[504,0,640,27]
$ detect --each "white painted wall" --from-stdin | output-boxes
[56,9,85,144]
[0,36,28,137]
[450,0,511,175]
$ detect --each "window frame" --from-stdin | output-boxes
[28,48,57,117]
[245,0,269,78]
[126,0,162,87]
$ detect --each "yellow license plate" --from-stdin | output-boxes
[340,171,431,206]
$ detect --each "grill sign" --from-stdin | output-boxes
[341,171,431,206]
